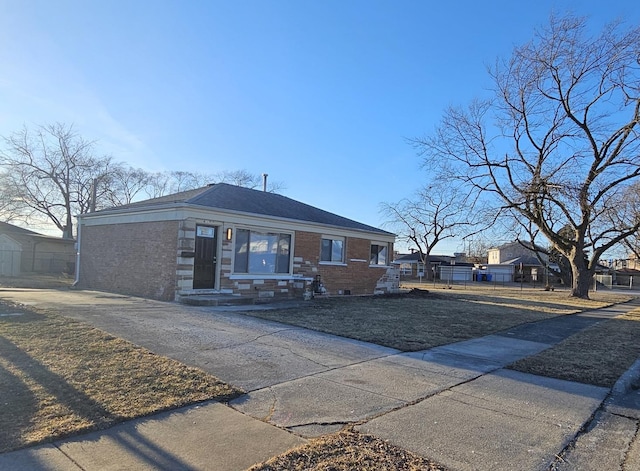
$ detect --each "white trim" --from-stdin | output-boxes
[72,220,81,286]
[79,205,395,243]
[229,274,311,281]
[321,234,345,240]
[319,262,348,267]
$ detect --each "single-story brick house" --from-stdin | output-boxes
[75,183,398,301]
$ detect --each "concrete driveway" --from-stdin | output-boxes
[1,288,639,471]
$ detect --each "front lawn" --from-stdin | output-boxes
[247,287,627,351]
[0,302,242,453]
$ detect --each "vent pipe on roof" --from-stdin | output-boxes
[262,173,268,192]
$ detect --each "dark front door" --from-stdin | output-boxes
[193,226,217,289]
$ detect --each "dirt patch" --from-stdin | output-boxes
[379,288,443,299]
[247,428,447,471]
[0,273,74,289]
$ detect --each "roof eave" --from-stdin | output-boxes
[79,202,396,239]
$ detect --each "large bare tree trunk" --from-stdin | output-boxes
[569,254,593,299]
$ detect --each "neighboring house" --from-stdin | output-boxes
[393,252,455,279]
[393,252,473,281]
[613,268,640,288]
[487,241,548,282]
[76,183,398,302]
[0,221,76,275]
[612,255,640,272]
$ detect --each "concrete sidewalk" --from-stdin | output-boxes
[1,288,639,470]
[0,402,305,471]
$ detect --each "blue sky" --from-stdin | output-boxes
[1,1,638,253]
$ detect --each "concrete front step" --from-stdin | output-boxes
[179,295,256,307]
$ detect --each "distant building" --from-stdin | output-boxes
[393,252,472,280]
[0,221,76,276]
[487,241,548,282]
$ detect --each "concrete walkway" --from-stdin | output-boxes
[0,288,639,470]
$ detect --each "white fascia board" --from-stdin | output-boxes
[79,203,396,242]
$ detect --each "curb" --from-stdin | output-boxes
[611,357,640,396]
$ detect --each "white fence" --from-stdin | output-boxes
[0,249,21,276]
[0,249,75,276]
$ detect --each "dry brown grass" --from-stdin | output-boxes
[249,287,629,352]
[509,307,640,387]
[247,428,446,471]
[0,302,242,453]
[0,273,74,289]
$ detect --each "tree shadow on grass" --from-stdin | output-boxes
[0,334,205,469]
[0,335,118,452]
[0,361,37,452]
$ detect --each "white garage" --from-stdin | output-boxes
[0,234,22,276]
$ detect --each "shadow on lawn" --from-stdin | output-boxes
[0,335,118,452]
[451,293,609,314]
[0,361,37,452]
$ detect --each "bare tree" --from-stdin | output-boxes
[0,123,113,238]
[100,165,151,208]
[141,169,286,199]
[415,15,640,298]
[212,169,286,192]
[382,182,483,279]
[466,237,494,264]
[0,123,288,235]
[617,182,640,261]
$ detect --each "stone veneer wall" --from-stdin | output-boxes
[79,220,179,301]
[216,230,398,299]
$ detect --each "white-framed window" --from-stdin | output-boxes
[320,236,345,263]
[234,228,291,274]
[370,242,389,266]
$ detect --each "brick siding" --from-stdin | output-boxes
[79,221,179,301]
[80,219,397,301]
[294,234,390,295]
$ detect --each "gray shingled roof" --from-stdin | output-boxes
[96,183,393,236]
[0,221,73,241]
[0,221,40,236]
[502,256,543,266]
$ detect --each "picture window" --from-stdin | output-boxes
[234,229,291,274]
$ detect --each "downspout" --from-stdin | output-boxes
[72,215,82,286]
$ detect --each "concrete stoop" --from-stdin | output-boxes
[178,294,256,307]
